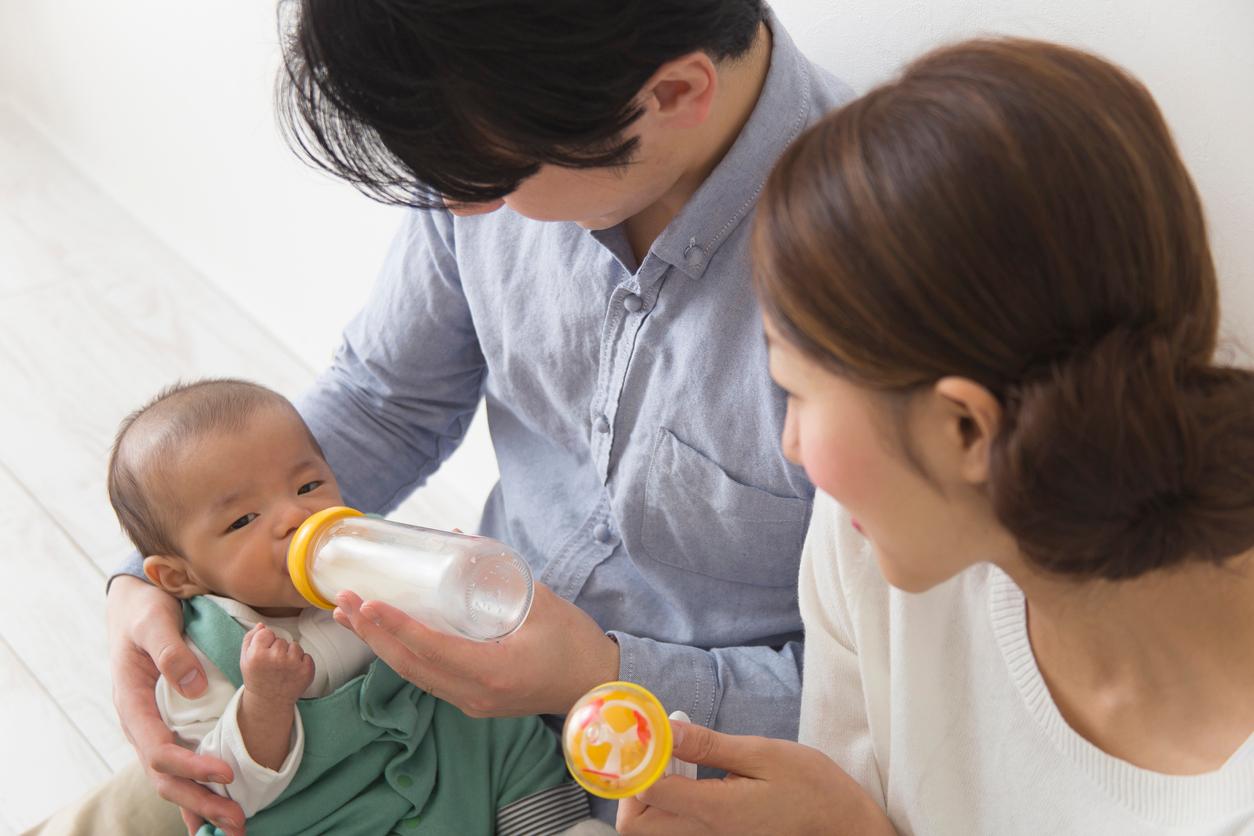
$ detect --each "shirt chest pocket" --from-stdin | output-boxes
[640,428,810,588]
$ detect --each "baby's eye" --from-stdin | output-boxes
[227,513,257,532]
[297,480,323,495]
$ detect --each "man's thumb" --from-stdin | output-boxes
[156,640,207,698]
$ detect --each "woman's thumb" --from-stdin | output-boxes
[669,720,769,776]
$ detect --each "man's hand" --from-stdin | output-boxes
[615,721,895,836]
[108,576,246,836]
[333,581,619,717]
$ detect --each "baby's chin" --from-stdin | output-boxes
[250,603,308,618]
[234,586,311,617]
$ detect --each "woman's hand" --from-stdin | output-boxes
[333,581,619,717]
[108,576,245,836]
[616,721,895,836]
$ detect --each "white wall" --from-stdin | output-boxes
[2,0,1251,367]
[773,0,1254,358]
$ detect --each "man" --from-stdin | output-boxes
[54,2,853,832]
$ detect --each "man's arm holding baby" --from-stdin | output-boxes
[108,574,246,836]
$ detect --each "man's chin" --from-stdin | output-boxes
[572,213,626,231]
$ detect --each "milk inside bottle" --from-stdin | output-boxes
[287,507,533,641]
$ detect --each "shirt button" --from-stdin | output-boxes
[593,523,612,544]
[594,414,610,434]
[622,293,643,313]
[396,773,413,788]
[684,243,705,266]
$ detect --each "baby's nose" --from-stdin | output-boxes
[276,505,310,540]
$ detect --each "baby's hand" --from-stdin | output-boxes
[240,623,314,705]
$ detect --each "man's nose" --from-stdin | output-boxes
[442,197,505,217]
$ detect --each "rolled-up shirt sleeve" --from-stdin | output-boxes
[608,631,802,743]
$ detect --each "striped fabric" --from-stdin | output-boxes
[496,782,592,836]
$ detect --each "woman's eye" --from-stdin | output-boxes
[297,480,323,495]
[227,513,257,532]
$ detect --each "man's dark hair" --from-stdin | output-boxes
[277,0,767,208]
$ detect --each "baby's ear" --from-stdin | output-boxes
[142,555,209,598]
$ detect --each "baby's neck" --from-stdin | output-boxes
[252,605,305,618]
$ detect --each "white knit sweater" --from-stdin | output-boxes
[798,491,1254,835]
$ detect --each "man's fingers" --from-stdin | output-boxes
[147,739,233,786]
[668,720,772,777]
[335,592,479,684]
[150,771,244,836]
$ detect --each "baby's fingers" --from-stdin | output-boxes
[251,624,276,650]
[241,623,260,652]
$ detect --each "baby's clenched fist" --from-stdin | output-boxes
[240,623,315,704]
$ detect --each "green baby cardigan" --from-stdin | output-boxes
[183,597,576,835]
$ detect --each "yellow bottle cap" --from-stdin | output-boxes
[562,681,673,799]
[286,506,363,609]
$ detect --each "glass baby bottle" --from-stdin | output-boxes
[287,507,533,641]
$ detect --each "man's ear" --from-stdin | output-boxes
[932,377,1003,486]
[142,555,209,598]
[639,51,719,129]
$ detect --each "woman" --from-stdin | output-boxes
[618,38,1254,834]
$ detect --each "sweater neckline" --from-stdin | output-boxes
[986,568,1254,827]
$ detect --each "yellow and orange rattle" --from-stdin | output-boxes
[562,681,697,799]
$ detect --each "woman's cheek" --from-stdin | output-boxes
[797,422,881,506]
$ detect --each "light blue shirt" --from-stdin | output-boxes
[120,15,852,748]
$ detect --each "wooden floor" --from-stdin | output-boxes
[0,102,488,833]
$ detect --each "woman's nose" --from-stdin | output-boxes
[780,405,802,466]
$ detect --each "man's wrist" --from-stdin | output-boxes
[602,631,621,682]
[564,632,621,713]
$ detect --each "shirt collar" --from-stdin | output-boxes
[651,10,815,279]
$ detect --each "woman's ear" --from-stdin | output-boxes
[638,51,718,129]
[142,555,209,599]
[933,377,1002,485]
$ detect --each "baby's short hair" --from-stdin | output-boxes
[107,379,313,558]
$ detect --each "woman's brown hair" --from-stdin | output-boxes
[753,38,1254,580]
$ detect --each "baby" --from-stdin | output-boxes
[108,379,591,835]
